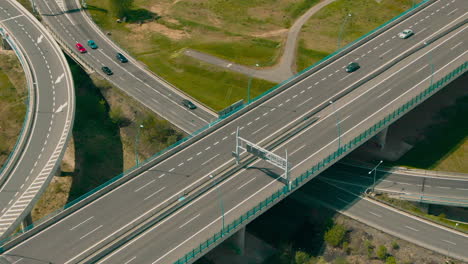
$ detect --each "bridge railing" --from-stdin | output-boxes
[173,62,468,264]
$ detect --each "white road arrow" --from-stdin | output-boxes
[55,102,68,113]
[55,73,64,84]
[37,34,43,44]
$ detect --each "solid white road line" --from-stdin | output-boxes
[290,145,306,156]
[297,97,314,107]
[416,64,429,73]
[179,214,201,229]
[124,256,136,264]
[450,41,463,50]
[380,48,393,57]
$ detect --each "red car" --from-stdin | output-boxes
[75,43,87,53]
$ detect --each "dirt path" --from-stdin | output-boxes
[184,0,336,83]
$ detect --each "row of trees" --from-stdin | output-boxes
[109,0,133,18]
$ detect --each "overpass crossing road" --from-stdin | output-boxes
[0,1,74,239]
[34,0,216,134]
[0,0,467,263]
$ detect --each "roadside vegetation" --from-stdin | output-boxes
[297,0,414,71]
[84,0,321,110]
[375,193,468,233]
[31,58,183,221]
[0,50,26,170]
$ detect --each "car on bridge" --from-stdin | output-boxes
[102,66,113,75]
[346,62,360,73]
[116,53,128,63]
[182,99,196,109]
[87,40,98,49]
[75,43,87,53]
[398,29,414,39]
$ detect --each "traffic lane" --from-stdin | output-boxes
[307,179,468,261]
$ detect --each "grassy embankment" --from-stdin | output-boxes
[297,0,414,71]
[85,0,320,110]
[32,59,183,221]
[0,51,26,169]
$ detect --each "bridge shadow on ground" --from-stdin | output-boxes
[65,58,123,202]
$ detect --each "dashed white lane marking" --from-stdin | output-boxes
[314,82,319,85]
[197,152,202,156]
[201,154,220,166]
[252,124,268,135]
[442,239,457,245]
[158,173,166,179]
[285,99,291,103]
[297,97,314,107]
[237,177,257,190]
[380,48,393,57]
[255,117,260,121]
[437,186,450,189]
[405,225,419,232]
[135,180,156,193]
[80,225,103,240]
[416,64,429,73]
[369,211,382,218]
[70,216,94,231]
[419,27,428,34]
[213,141,219,146]
[144,187,166,201]
[456,188,468,191]
[179,214,201,229]
[337,115,351,125]
[222,136,228,140]
[377,89,392,98]
[11,258,23,264]
[178,162,184,167]
[124,257,137,264]
[168,168,175,172]
[450,41,463,50]
[247,121,252,126]
[290,144,306,156]
[187,157,193,162]
[205,146,211,151]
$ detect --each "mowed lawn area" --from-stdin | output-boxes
[0,52,26,169]
[297,0,414,71]
[86,0,321,110]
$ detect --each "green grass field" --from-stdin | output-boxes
[85,0,325,110]
[0,52,26,169]
[297,0,413,71]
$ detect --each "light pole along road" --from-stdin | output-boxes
[0,1,466,263]
[33,0,217,134]
[0,0,74,239]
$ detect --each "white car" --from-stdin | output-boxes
[398,29,414,39]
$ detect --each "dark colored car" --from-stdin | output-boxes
[101,66,113,75]
[116,53,128,63]
[75,43,87,53]
[182,99,196,110]
[87,40,98,49]
[346,62,360,73]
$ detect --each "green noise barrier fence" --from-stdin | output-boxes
[173,62,468,264]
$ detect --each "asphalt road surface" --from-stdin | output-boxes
[34,0,216,133]
[1,1,466,263]
[0,0,74,238]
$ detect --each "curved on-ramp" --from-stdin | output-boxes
[0,0,74,239]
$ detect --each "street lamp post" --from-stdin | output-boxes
[135,124,144,166]
[329,101,341,151]
[337,13,352,50]
[247,64,260,104]
[368,160,383,193]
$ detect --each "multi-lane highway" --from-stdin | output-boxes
[0,0,74,239]
[0,0,465,263]
[34,0,216,133]
[296,174,468,262]
[320,163,468,206]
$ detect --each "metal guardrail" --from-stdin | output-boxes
[173,62,468,264]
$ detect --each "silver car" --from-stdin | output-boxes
[398,29,414,39]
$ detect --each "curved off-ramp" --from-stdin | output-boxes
[0,0,74,239]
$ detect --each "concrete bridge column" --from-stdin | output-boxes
[21,212,33,231]
[230,226,246,256]
[375,127,389,150]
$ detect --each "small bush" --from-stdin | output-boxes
[324,224,347,247]
[377,245,388,260]
[386,256,397,264]
[365,240,374,258]
[392,241,399,250]
[295,251,311,264]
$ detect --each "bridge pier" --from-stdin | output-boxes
[21,212,33,232]
[228,226,246,256]
[375,127,388,150]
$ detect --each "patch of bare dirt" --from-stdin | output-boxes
[252,28,288,38]
[126,22,188,40]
